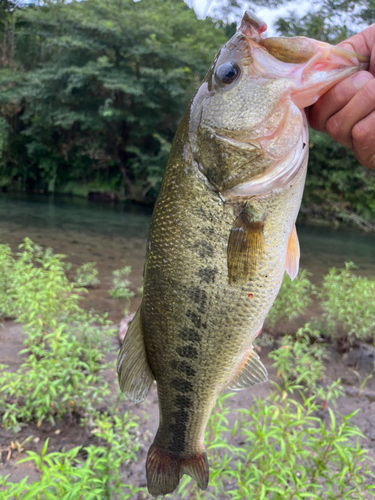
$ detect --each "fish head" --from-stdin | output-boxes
[190,11,369,197]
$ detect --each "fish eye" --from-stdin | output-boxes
[215,62,241,86]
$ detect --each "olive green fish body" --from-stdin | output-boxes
[142,128,306,458]
[117,11,368,497]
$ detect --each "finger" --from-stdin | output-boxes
[338,25,375,75]
[325,77,375,148]
[352,110,375,168]
[309,71,374,132]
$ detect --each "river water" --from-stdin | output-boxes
[0,193,374,320]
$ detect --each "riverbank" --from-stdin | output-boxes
[1,320,375,494]
[1,192,375,324]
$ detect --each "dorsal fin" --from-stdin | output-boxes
[117,309,155,404]
[227,346,268,391]
[227,205,265,285]
[285,224,300,281]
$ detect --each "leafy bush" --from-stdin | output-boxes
[269,323,329,396]
[265,269,314,330]
[109,266,134,315]
[321,262,375,345]
[0,243,15,319]
[178,387,375,499]
[74,262,100,288]
[0,239,82,332]
[0,239,115,431]
[0,411,147,500]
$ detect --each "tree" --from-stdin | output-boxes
[0,0,226,200]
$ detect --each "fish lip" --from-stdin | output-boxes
[321,43,370,64]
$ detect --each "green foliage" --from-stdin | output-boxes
[269,323,330,396]
[302,130,375,227]
[1,236,375,498]
[273,0,372,43]
[266,269,314,329]
[321,262,375,344]
[109,266,134,314]
[74,261,100,288]
[0,243,15,319]
[178,386,375,499]
[0,0,226,201]
[0,411,147,500]
[0,239,115,431]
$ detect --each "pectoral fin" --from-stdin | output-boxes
[285,224,300,281]
[228,205,264,285]
[227,347,268,391]
[117,309,155,404]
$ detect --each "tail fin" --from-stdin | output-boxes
[146,443,209,497]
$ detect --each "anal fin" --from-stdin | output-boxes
[285,224,300,281]
[227,346,268,391]
[117,309,154,404]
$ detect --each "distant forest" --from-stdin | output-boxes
[0,0,375,229]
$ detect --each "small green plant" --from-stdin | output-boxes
[0,243,17,319]
[74,262,100,287]
[0,239,115,431]
[109,266,135,314]
[0,411,148,500]
[349,362,375,396]
[269,323,329,395]
[266,269,314,329]
[321,261,375,345]
[177,385,375,499]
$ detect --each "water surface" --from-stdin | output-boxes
[0,193,374,318]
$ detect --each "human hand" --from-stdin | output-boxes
[309,25,375,168]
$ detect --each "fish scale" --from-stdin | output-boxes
[117,10,368,497]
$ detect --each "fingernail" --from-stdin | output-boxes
[353,71,373,90]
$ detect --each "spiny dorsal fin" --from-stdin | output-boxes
[227,205,264,285]
[117,309,154,404]
[285,224,300,281]
[227,346,268,391]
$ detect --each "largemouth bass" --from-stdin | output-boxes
[117,12,368,497]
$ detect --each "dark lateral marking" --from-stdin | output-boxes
[169,417,188,453]
[171,409,189,423]
[176,344,198,359]
[172,378,193,393]
[178,361,196,378]
[169,407,190,453]
[187,287,207,314]
[303,142,306,149]
[175,394,192,408]
[186,310,206,329]
[179,327,201,343]
[198,267,218,284]
[193,240,214,259]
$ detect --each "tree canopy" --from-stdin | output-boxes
[0,0,226,200]
[0,0,374,227]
